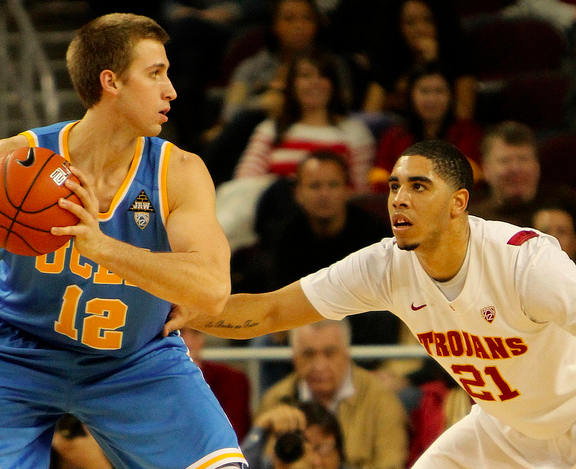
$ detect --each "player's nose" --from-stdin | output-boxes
[164,79,177,101]
[391,186,410,207]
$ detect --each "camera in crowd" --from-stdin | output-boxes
[274,430,305,463]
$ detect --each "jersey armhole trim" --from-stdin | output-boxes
[159,141,172,226]
[18,131,38,147]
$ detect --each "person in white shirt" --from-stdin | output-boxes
[169,139,576,468]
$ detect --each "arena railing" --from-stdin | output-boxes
[202,344,428,406]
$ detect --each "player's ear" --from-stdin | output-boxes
[100,69,118,95]
[451,188,469,218]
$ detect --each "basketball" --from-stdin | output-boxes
[0,147,82,256]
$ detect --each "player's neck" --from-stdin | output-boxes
[68,112,139,174]
[416,218,470,282]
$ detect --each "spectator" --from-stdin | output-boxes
[469,121,545,227]
[162,0,270,150]
[233,49,374,191]
[180,327,252,440]
[256,319,409,469]
[241,401,354,469]
[266,150,390,288]
[202,0,338,186]
[532,201,576,261]
[248,150,391,394]
[363,0,477,121]
[370,62,483,192]
[216,49,374,252]
[219,0,328,125]
[50,415,113,469]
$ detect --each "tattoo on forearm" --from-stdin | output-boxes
[204,319,260,329]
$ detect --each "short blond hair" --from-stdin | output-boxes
[66,13,169,108]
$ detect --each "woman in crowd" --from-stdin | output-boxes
[370,62,483,192]
[363,0,477,121]
[233,48,374,192]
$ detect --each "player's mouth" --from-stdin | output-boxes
[159,108,170,122]
[392,214,413,232]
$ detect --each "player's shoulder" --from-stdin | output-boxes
[24,120,74,137]
[345,237,397,273]
[469,215,559,251]
[163,142,204,167]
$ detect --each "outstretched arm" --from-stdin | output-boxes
[164,280,325,339]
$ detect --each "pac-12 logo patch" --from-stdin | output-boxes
[129,190,155,230]
[481,306,496,323]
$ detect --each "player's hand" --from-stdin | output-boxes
[254,404,307,434]
[51,165,107,258]
[164,304,196,337]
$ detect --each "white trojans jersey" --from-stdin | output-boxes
[301,216,576,440]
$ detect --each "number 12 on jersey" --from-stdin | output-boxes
[54,285,127,350]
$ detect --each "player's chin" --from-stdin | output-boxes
[144,123,163,138]
[395,237,420,251]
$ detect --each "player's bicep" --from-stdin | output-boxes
[165,148,230,259]
[0,135,29,159]
[301,244,393,319]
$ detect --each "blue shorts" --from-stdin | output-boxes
[0,320,247,469]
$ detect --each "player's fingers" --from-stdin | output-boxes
[69,166,99,202]
[163,310,187,336]
[64,178,98,216]
[57,196,92,225]
[68,165,91,188]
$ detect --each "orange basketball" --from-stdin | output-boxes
[0,147,82,256]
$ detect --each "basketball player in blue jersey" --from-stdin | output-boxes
[175,140,576,468]
[0,13,246,469]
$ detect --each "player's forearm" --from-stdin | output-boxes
[188,282,323,339]
[90,235,231,314]
[190,292,278,339]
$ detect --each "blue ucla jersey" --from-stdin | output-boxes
[0,121,173,357]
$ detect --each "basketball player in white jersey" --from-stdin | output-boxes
[170,140,576,468]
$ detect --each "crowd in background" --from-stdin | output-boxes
[48,0,576,468]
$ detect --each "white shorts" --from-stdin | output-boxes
[412,405,576,469]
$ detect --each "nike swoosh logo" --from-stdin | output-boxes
[411,302,426,311]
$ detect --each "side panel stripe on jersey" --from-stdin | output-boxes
[18,130,38,147]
